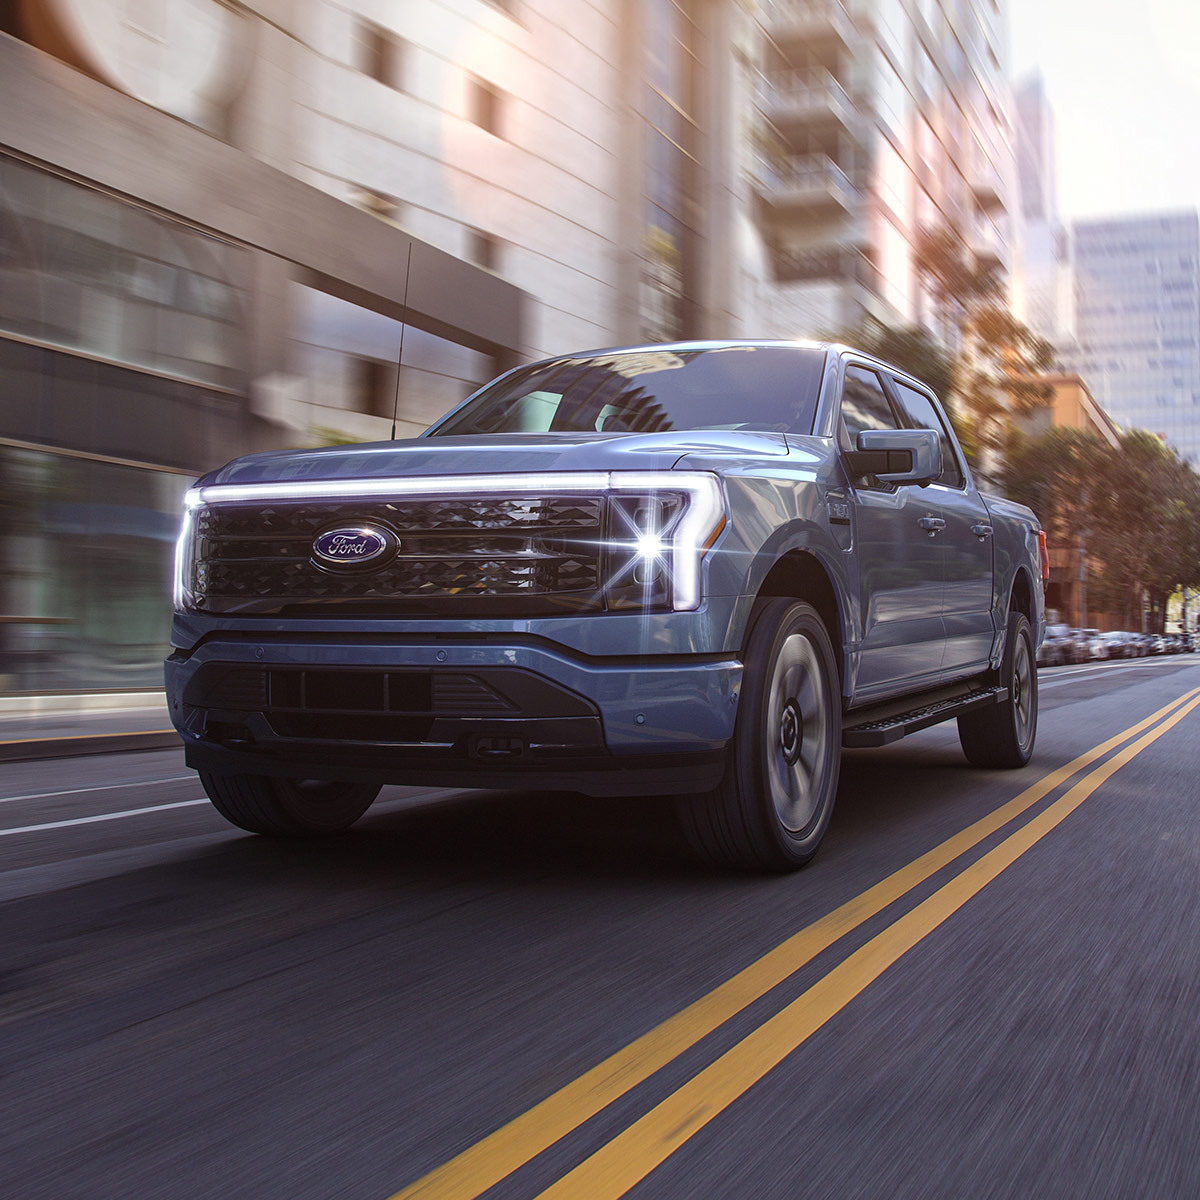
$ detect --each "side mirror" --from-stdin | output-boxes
[845,429,942,484]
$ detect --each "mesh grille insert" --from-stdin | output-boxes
[190,495,606,615]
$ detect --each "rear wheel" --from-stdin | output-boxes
[199,773,380,836]
[677,598,842,872]
[957,611,1037,769]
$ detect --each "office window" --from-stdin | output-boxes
[468,75,505,137]
[354,356,397,419]
[470,230,501,272]
[357,21,404,91]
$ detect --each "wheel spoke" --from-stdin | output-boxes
[765,632,831,833]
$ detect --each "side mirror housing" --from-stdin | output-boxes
[845,429,942,484]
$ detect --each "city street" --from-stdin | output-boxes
[2,654,1199,1200]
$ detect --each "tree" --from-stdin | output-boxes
[914,225,1055,473]
[825,315,954,403]
[1002,426,1200,631]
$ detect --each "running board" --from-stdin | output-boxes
[842,686,1008,748]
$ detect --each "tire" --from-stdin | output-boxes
[199,772,380,836]
[957,611,1037,769]
[677,598,842,872]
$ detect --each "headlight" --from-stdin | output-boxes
[172,488,203,613]
[604,473,726,612]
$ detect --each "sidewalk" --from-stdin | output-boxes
[0,692,179,762]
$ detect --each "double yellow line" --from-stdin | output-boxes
[393,687,1200,1200]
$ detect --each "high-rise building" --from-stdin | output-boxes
[1013,73,1071,343]
[1065,211,1200,464]
[745,0,1017,339]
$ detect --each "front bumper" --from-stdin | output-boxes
[165,636,741,797]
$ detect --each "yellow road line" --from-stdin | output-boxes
[537,691,1200,1199]
[391,687,1200,1200]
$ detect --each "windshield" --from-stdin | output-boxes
[429,345,827,438]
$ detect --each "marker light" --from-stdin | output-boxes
[172,504,197,613]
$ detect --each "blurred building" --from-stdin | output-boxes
[1063,211,1200,466]
[1010,372,1120,629]
[744,0,1017,338]
[0,0,745,693]
[1013,73,1070,344]
[1011,372,1120,448]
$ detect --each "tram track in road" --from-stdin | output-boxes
[390,685,1200,1200]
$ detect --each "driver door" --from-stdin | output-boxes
[838,363,946,698]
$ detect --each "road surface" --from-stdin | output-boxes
[2,655,1199,1199]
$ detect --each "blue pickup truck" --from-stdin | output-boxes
[167,340,1045,870]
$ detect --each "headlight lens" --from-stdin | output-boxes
[603,473,726,612]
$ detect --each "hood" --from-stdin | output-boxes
[202,430,791,486]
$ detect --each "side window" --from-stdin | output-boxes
[889,379,964,487]
[838,365,899,453]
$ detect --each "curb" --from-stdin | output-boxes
[0,730,180,763]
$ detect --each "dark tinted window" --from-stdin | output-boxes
[839,365,898,449]
[430,346,826,436]
[890,378,964,487]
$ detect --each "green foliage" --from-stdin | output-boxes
[913,225,1056,470]
[826,315,955,402]
[913,226,1003,326]
[1002,426,1200,629]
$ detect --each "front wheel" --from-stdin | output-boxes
[199,773,380,836]
[677,598,842,872]
[957,611,1038,769]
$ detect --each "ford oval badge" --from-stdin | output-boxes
[312,526,391,567]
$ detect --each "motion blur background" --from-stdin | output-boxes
[0,0,1196,696]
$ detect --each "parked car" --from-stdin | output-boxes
[1037,623,1075,667]
[1081,628,1107,660]
[166,339,1047,872]
[1100,631,1131,659]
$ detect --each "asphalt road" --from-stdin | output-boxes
[2,655,1199,1200]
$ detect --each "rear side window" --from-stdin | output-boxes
[889,379,964,488]
[838,365,899,451]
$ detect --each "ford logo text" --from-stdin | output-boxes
[312,526,392,567]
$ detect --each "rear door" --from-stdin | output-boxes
[838,362,946,697]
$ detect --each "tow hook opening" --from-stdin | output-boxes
[205,720,256,748]
[470,736,526,761]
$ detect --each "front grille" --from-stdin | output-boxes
[190,496,606,615]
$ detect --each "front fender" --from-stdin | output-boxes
[714,473,855,658]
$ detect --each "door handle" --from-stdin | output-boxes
[971,523,994,539]
[918,516,946,534]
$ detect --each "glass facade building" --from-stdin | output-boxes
[1065,212,1200,465]
[0,156,244,691]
